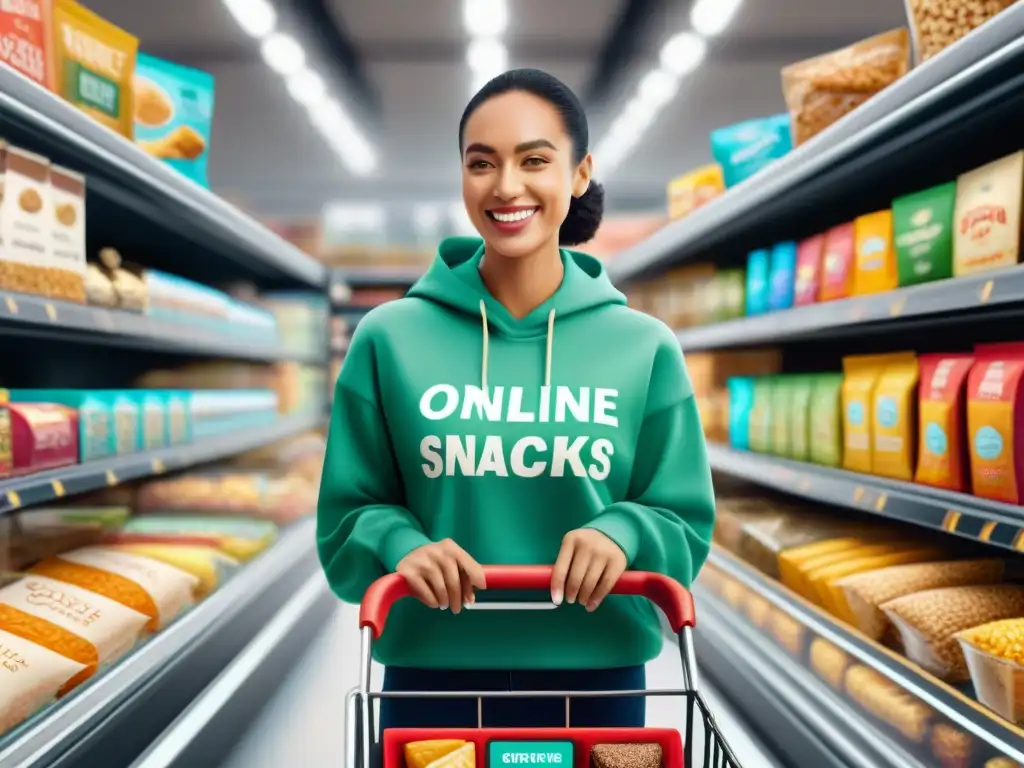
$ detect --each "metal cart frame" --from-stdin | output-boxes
[345,566,742,768]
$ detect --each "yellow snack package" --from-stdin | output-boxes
[50,0,138,138]
[853,209,898,295]
[872,353,919,481]
[667,163,725,220]
[842,352,914,473]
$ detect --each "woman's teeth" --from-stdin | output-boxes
[489,208,537,222]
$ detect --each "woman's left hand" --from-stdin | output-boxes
[550,529,627,611]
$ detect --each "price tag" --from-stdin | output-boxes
[44,303,56,321]
[151,458,165,474]
[5,491,20,509]
[943,511,962,533]
[105,470,118,486]
[5,296,17,315]
[849,304,867,322]
[979,521,997,542]
[889,297,906,317]
[798,476,812,493]
[853,486,865,504]
[874,493,888,512]
[96,310,116,332]
[51,480,65,497]
[980,280,994,303]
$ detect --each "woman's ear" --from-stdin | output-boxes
[572,153,593,198]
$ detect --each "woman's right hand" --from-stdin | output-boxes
[396,539,487,613]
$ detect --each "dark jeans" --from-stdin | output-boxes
[379,665,646,730]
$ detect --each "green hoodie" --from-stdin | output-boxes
[317,237,715,670]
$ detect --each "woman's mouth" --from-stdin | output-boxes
[486,207,538,233]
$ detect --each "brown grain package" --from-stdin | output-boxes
[0,144,52,299]
[845,664,932,742]
[714,498,786,554]
[881,585,1024,682]
[837,558,1007,644]
[810,638,850,690]
[931,723,974,768]
[905,0,1016,63]
[48,165,87,304]
[738,511,873,579]
[99,248,147,312]
[781,28,911,146]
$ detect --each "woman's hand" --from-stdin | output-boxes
[396,539,487,613]
[550,529,627,611]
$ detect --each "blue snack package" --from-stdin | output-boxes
[727,377,755,450]
[768,241,798,311]
[746,249,770,316]
[133,53,215,187]
[710,114,793,188]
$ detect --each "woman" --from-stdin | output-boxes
[317,68,715,730]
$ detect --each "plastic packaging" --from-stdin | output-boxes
[709,114,792,188]
[904,0,1016,63]
[781,28,910,146]
[959,618,1024,725]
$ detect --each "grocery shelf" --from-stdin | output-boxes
[607,7,1024,284]
[677,265,1024,351]
[693,547,1024,766]
[0,68,325,288]
[0,289,323,363]
[0,412,323,517]
[706,443,1024,554]
[331,266,425,287]
[0,517,321,768]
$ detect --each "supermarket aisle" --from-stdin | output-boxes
[221,602,782,768]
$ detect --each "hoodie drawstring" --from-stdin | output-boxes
[478,300,556,390]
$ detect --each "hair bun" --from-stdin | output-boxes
[559,181,604,246]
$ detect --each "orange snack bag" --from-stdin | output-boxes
[853,210,898,295]
[916,354,975,493]
[967,343,1024,504]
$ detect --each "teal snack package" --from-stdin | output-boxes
[746,249,770,316]
[809,374,844,467]
[769,241,798,311]
[133,53,215,187]
[893,181,957,287]
[727,377,755,450]
[789,376,814,462]
[710,114,793,188]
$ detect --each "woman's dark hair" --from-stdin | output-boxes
[459,68,604,247]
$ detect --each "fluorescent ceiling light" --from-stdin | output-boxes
[222,0,276,38]
[324,203,385,230]
[261,32,306,75]
[463,0,509,37]
[691,0,744,37]
[638,69,679,109]
[309,99,378,176]
[659,32,706,76]
[286,68,326,106]
[413,204,443,232]
[467,37,507,75]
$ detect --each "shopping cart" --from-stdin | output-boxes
[345,566,742,768]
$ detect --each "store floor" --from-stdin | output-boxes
[220,599,782,768]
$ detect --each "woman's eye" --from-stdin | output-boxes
[524,157,548,167]
[468,159,491,170]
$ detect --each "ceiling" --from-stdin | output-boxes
[87,0,907,238]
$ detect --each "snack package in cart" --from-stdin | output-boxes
[348,566,742,768]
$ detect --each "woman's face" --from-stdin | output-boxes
[461,90,592,258]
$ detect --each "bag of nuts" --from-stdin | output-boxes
[781,28,911,146]
[904,0,1017,64]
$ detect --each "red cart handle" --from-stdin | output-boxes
[359,565,696,640]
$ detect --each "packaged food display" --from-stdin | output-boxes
[133,53,216,187]
[404,740,476,768]
[9,390,114,463]
[871,353,919,481]
[666,163,725,220]
[845,665,932,742]
[99,248,147,312]
[893,182,957,286]
[905,0,1017,63]
[810,638,851,689]
[916,354,975,492]
[781,28,911,146]
[0,629,86,737]
[727,377,755,450]
[0,1,49,86]
[818,222,856,301]
[747,378,773,453]
[85,263,117,308]
[99,390,142,455]
[881,585,1024,682]
[133,471,316,523]
[108,543,238,598]
[8,402,79,474]
[842,355,884,473]
[745,249,770,316]
[793,234,825,305]
[709,114,793,188]
[958,618,1024,725]
[0,144,52,299]
[591,743,662,768]
[49,0,139,138]
[110,516,278,561]
[852,210,898,295]
[768,242,797,311]
[789,376,813,462]
[48,165,87,303]
[809,373,844,467]
[953,151,1024,276]
[967,343,1024,504]
[133,390,167,451]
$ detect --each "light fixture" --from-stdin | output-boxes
[413,204,443,232]
[691,0,743,37]
[467,37,507,76]
[659,32,706,76]
[286,68,326,106]
[637,70,680,109]
[261,32,306,75]
[462,0,509,37]
[222,0,276,39]
[309,99,378,176]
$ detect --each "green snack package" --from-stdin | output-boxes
[748,378,774,453]
[719,269,746,320]
[809,373,844,467]
[790,375,814,462]
[771,376,794,457]
[893,182,957,286]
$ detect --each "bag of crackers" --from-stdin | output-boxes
[904,0,1016,64]
[781,28,911,147]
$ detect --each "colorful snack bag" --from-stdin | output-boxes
[916,354,975,492]
[793,235,825,305]
[872,354,919,481]
[769,242,798,311]
[771,376,794,457]
[893,182,957,286]
[853,210,898,295]
[709,114,793,188]
[748,378,774,453]
[953,152,1024,277]
[843,353,915,474]
[0,1,49,86]
[809,374,844,467]
[790,375,814,462]
[134,53,216,187]
[819,223,856,302]
[746,249,770,316]
[727,377,755,450]
[967,343,1024,504]
[667,163,725,220]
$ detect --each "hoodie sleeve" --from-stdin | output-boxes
[583,331,715,588]
[317,322,432,603]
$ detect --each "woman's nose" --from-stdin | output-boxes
[494,166,525,200]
